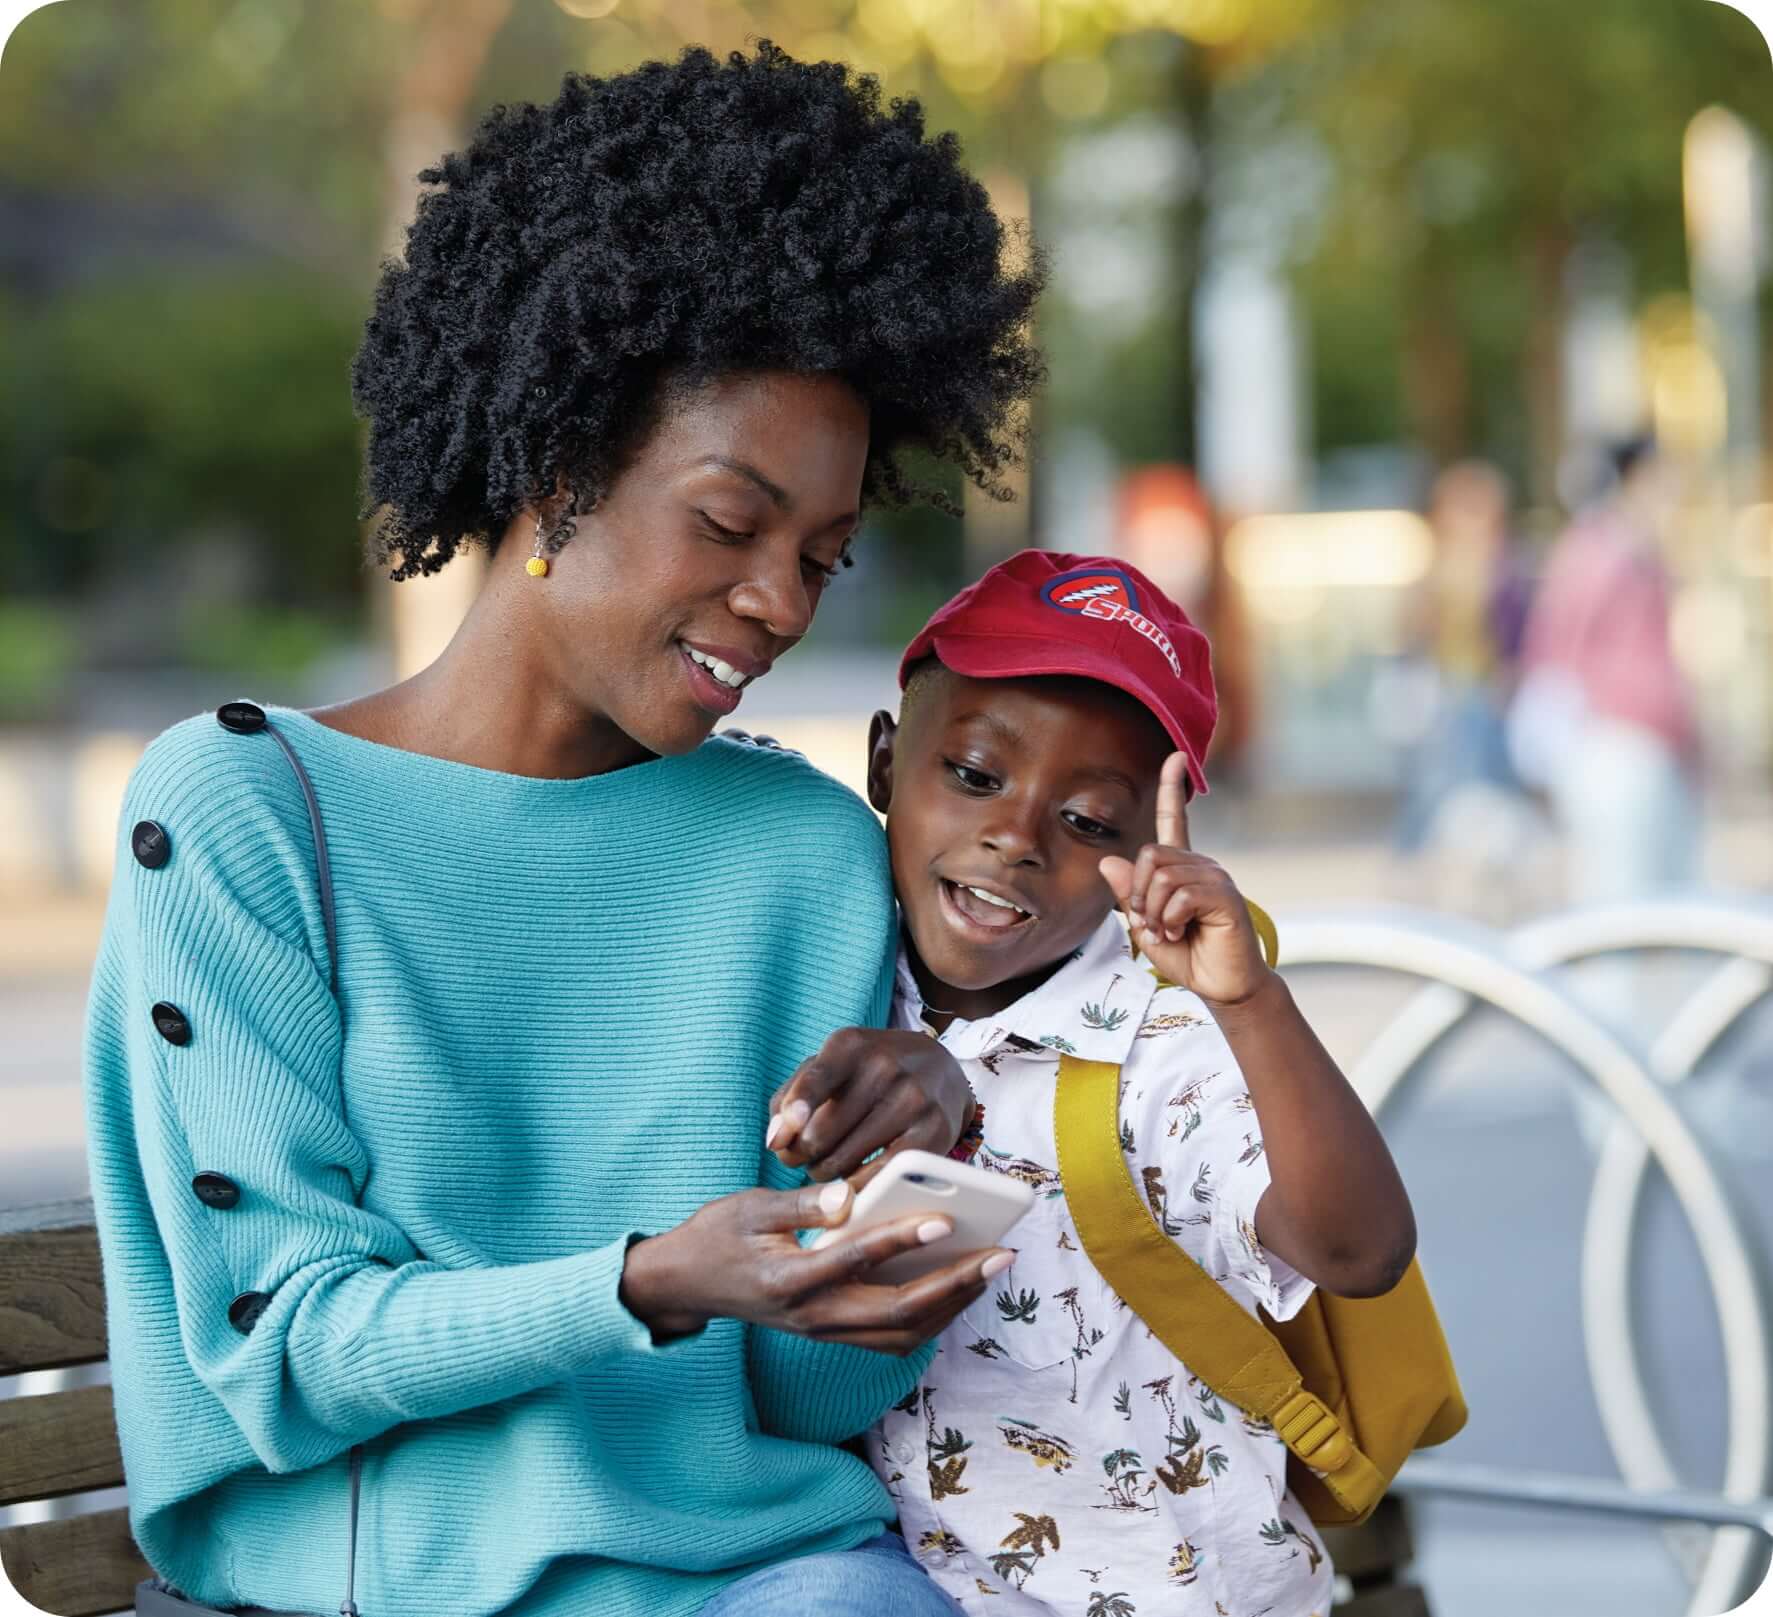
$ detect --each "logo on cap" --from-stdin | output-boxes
[1043,568,1139,615]
[1040,566,1182,679]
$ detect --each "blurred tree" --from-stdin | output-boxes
[6,0,1758,660]
[1223,0,1773,501]
[0,272,364,596]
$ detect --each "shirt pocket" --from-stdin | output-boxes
[954,1194,1086,1372]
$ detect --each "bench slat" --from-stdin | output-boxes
[1335,1587,1432,1617]
[0,1224,108,1374]
[0,1385,125,1506]
[0,1506,150,1617]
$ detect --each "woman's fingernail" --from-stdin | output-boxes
[764,1114,788,1149]
[917,1218,952,1245]
[819,1181,850,1217]
[980,1251,1014,1279]
[784,1100,811,1130]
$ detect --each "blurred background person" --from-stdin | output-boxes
[1113,463,1260,784]
[1394,459,1530,855]
[1513,436,1702,906]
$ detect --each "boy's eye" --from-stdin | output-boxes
[1063,810,1119,840]
[946,760,997,792]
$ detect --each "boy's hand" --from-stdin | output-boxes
[1098,752,1273,1009]
[766,1028,973,1189]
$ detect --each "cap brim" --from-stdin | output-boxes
[926,629,1210,796]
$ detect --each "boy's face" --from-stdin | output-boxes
[869,667,1176,1023]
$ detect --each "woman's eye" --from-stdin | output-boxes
[802,540,854,584]
[1064,811,1118,839]
[698,513,752,544]
[946,761,997,792]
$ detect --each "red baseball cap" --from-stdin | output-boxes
[899,549,1218,795]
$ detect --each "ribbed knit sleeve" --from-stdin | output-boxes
[111,728,680,1475]
[737,771,935,1441]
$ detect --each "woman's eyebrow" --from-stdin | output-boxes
[696,455,792,509]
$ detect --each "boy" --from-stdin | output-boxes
[779,551,1416,1616]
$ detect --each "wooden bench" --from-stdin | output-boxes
[1,1199,150,1617]
[0,1200,1430,1615]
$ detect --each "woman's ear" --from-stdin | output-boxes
[866,710,897,814]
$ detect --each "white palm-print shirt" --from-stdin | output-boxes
[872,912,1332,1617]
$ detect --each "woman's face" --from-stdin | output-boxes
[533,371,868,760]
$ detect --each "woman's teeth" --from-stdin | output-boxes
[684,646,747,689]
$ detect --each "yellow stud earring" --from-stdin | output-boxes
[526,511,549,578]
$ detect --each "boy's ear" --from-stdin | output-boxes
[866,710,897,814]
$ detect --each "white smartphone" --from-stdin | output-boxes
[809,1149,1036,1284]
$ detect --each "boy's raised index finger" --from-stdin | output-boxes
[1155,751,1190,848]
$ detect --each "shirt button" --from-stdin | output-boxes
[151,1002,191,1046]
[131,820,171,869]
[191,1172,240,1210]
[215,701,267,735]
[893,1442,918,1467]
[227,1291,271,1334]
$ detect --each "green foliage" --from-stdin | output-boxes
[0,0,396,242]
[176,602,354,684]
[0,272,367,600]
[0,599,77,716]
[1229,0,1773,468]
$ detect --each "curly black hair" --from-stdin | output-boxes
[351,42,1045,580]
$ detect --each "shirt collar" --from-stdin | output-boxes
[892,911,1158,1067]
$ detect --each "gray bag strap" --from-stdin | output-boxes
[264,721,337,995]
[261,711,361,1617]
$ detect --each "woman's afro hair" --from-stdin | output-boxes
[351,41,1046,579]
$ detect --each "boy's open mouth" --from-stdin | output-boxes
[939,877,1036,934]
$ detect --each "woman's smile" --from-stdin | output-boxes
[679,638,772,716]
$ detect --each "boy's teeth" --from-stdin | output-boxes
[685,646,746,688]
[965,884,1025,914]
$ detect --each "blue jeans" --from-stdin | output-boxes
[699,1532,962,1617]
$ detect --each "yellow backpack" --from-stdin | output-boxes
[1056,903,1467,1526]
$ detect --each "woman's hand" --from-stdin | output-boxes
[619,1178,1010,1353]
[1098,752,1271,1009]
[765,1028,973,1188]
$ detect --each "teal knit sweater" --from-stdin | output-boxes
[83,708,927,1617]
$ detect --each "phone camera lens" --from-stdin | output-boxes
[904,1173,929,1185]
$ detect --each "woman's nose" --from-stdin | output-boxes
[728,553,813,642]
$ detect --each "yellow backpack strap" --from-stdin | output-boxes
[1245,899,1279,971]
[1055,1053,1383,1517]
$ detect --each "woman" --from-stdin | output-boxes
[84,44,1043,1617]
